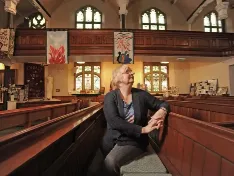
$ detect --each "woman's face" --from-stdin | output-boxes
[120,66,134,85]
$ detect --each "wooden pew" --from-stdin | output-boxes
[167,100,234,123]
[212,121,234,130]
[0,100,89,135]
[16,100,70,109]
[185,98,234,105]
[0,103,104,176]
[1,103,233,176]
[151,112,234,176]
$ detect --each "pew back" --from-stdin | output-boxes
[0,102,79,131]
[155,112,234,176]
[168,100,234,123]
[0,103,104,176]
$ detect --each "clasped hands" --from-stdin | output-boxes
[142,108,167,134]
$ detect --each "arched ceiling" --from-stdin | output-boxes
[36,0,211,19]
[11,0,234,21]
[36,0,137,15]
[170,0,205,19]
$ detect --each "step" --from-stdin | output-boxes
[120,152,167,175]
[123,174,172,176]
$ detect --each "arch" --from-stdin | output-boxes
[204,11,225,33]
[141,7,167,30]
[75,6,102,29]
[28,12,46,29]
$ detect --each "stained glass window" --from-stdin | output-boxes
[76,75,82,90]
[76,6,102,29]
[94,75,101,90]
[74,62,101,91]
[143,63,169,92]
[141,8,166,30]
[204,11,225,33]
[28,12,46,29]
[76,66,82,73]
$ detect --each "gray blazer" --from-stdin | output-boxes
[101,88,170,155]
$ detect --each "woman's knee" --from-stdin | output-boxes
[104,155,119,173]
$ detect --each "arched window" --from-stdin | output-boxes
[28,12,46,29]
[76,6,102,29]
[204,11,225,32]
[74,62,101,91]
[141,8,166,30]
[143,62,169,92]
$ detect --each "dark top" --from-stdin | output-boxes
[102,88,170,155]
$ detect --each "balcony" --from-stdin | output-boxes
[14,29,234,57]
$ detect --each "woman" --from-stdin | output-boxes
[101,65,170,176]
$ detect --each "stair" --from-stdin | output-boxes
[120,147,170,176]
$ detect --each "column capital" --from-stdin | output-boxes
[4,0,20,15]
[116,0,129,15]
[215,0,229,20]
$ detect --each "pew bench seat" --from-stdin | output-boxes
[120,149,170,176]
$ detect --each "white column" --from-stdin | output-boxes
[188,23,192,31]
[4,0,20,15]
[116,0,129,28]
[215,0,229,20]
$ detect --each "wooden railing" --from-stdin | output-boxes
[0,103,104,176]
[14,29,234,57]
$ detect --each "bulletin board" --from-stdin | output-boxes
[190,79,218,95]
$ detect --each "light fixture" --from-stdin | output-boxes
[0,63,5,70]
[76,62,85,64]
[160,62,169,64]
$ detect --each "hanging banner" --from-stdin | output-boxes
[0,29,15,59]
[0,29,10,52]
[47,31,68,64]
[113,32,134,64]
[8,29,15,55]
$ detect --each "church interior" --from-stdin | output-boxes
[0,0,234,175]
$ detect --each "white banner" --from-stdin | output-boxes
[47,31,68,64]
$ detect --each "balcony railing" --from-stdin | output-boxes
[14,29,234,57]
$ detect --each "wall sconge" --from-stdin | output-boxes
[160,62,169,64]
[76,62,85,64]
[0,63,5,70]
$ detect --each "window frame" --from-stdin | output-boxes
[28,12,46,29]
[75,5,102,29]
[141,7,167,30]
[74,62,101,91]
[143,62,169,93]
[203,11,225,33]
